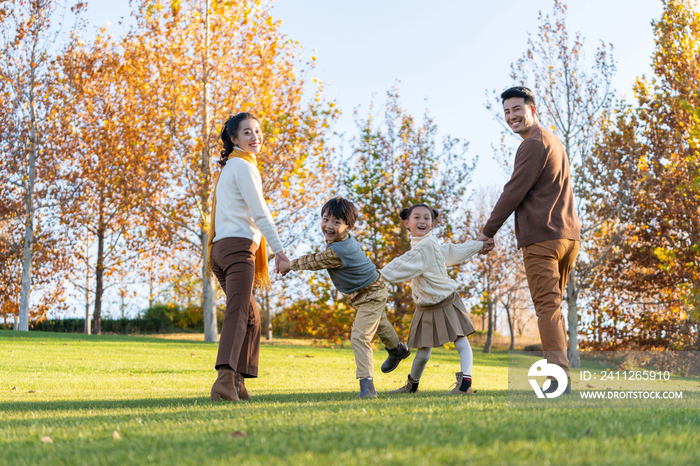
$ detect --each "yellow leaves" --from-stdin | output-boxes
[637,156,649,171]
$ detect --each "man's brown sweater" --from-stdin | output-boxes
[483,124,580,249]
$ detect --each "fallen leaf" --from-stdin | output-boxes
[41,436,53,444]
[305,355,315,358]
[231,431,247,438]
[190,353,195,357]
[586,384,595,388]
[113,431,121,441]
[28,390,39,393]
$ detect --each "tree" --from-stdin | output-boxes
[0,0,78,329]
[126,0,337,341]
[464,187,529,353]
[488,0,617,365]
[54,29,170,333]
[344,87,477,337]
[585,0,700,349]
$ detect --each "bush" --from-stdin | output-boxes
[26,302,226,334]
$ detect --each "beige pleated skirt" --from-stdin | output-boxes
[407,292,476,348]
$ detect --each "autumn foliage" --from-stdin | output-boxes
[1,0,698,354]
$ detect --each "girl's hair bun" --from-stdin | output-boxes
[400,203,440,221]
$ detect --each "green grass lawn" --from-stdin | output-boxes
[1,329,699,466]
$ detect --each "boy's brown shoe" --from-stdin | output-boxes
[210,368,239,402]
[388,374,418,394]
[447,372,475,395]
[236,373,251,400]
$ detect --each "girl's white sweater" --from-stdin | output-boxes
[380,232,483,306]
[212,157,284,254]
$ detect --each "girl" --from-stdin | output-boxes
[380,204,483,395]
[207,112,290,402]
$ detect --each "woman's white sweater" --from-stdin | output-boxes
[212,157,284,254]
[380,232,483,306]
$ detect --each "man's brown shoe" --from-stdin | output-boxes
[388,374,418,394]
[236,373,251,400]
[210,368,239,402]
[447,372,475,395]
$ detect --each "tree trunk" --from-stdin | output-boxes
[264,287,272,341]
[566,268,580,368]
[17,67,39,332]
[18,196,34,331]
[199,0,218,343]
[85,301,91,335]
[505,304,515,350]
[85,259,91,335]
[93,226,105,334]
[201,233,218,342]
[483,300,494,353]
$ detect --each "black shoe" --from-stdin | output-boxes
[543,378,572,395]
[381,343,411,373]
[357,378,378,398]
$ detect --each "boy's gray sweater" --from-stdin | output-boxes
[327,235,378,294]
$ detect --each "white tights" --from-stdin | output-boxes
[409,336,473,382]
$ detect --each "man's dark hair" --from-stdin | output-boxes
[321,196,358,228]
[500,86,537,106]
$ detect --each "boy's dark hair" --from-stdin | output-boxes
[321,197,358,228]
[500,86,537,106]
[399,204,440,221]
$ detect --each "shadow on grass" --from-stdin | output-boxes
[0,388,506,414]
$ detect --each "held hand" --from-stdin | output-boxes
[278,260,291,276]
[274,252,290,273]
[476,233,495,254]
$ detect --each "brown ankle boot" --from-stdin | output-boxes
[389,374,418,394]
[447,372,474,395]
[237,373,251,400]
[210,368,239,402]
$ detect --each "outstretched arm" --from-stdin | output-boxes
[289,249,343,272]
[441,241,484,266]
[380,248,426,283]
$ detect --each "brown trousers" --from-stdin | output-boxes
[522,239,580,377]
[211,237,261,378]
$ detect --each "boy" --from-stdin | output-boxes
[279,196,411,398]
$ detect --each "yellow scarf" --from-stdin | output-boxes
[206,148,271,289]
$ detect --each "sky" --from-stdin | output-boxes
[84,0,664,187]
[73,0,668,317]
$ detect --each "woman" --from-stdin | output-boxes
[207,112,289,402]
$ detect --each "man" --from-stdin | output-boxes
[478,86,581,394]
